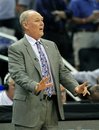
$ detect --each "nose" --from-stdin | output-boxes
[40,20,44,26]
[40,20,44,25]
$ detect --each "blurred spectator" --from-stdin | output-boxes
[0,0,22,39]
[69,0,99,69]
[60,85,66,104]
[0,73,15,105]
[16,0,36,15]
[72,69,99,86]
[72,68,99,102]
[88,84,99,102]
[34,0,73,63]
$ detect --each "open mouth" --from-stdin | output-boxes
[39,28,43,31]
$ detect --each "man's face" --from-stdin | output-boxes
[24,11,44,40]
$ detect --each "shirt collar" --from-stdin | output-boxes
[25,34,41,45]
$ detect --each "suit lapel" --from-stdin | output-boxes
[23,37,42,77]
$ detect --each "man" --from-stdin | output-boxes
[16,0,36,13]
[72,69,99,86]
[88,84,99,102]
[0,73,15,105]
[8,10,89,130]
[69,0,99,69]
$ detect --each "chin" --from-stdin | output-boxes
[40,32,44,37]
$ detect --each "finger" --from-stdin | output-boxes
[83,88,88,96]
[87,90,90,95]
[83,91,90,96]
[82,88,87,96]
[42,77,48,82]
[83,89,90,96]
[42,76,50,83]
[40,82,53,91]
[82,81,88,86]
[39,79,53,90]
[83,92,86,96]
[46,82,53,88]
[39,77,49,85]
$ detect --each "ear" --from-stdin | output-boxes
[23,21,29,30]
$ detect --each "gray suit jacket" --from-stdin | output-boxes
[8,36,79,127]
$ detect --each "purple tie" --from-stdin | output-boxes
[36,41,55,97]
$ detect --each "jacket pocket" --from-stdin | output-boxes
[14,94,27,101]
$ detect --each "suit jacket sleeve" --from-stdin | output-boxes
[8,43,37,93]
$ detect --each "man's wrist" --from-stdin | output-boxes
[35,85,38,92]
[34,84,40,94]
[74,86,79,93]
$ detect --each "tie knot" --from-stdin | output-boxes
[36,41,41,45]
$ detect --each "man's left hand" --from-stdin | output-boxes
[75,82,90,96]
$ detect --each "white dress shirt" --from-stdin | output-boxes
[25,34,50,70]
[0,91,13,105]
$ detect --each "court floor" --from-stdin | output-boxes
[0,120,99,130]
[58,120,99,130]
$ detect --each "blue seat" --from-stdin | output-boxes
[0,85,4,91]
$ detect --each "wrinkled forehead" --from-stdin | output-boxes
[28,11,43,20]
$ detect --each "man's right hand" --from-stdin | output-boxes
[36,76,53,93]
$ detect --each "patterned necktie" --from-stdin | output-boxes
[36,41,55,97]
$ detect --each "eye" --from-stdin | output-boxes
[35,19,40,22]
[34,18,43,23]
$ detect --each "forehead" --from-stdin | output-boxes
[28,11,43,20]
